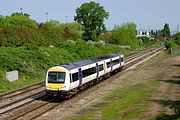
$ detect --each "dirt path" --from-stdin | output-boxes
[141,55,180,119]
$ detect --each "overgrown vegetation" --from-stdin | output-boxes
[0,13,83,47]
[109,23,141,48]
[174,32,180,45]
[0,40,139,92]
[164,40,175,50]
[138,36,156,47]
[0,11,159,48]
[163,31,180,51]
[0,2,161,92]
[0,12,158,93]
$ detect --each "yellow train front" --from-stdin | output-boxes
[45,66,71,97]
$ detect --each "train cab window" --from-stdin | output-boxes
[106,62,111,68]
[99,64,104,71]
[48,72,65,83]
[82,67,96,78]
[72,72,79,82]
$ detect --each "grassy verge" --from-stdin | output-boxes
[0,77,43,93]
[75,79,159,120]
[72,53,170,120]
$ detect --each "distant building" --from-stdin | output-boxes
[136,30,151,37]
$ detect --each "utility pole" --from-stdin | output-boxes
[177,24,179,33]
[65,16,67,24]
[45,13,48,22]
[19,8,23,30]
[20,8,23,14]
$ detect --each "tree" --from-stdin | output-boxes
[174,32,180,45]
[42,20,83,42]
[74,1,109,41]
[150,30,154,36]
[0,12,38,29]
[11,12,30,17]
[175,32,180,40]
[110,23,140,48]
[162,23,171,37]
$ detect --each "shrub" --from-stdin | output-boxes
[0,14,83,47]
[138,36,156,46]
[164,40,175,50]
[110,23,140,48]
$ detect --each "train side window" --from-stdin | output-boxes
[82,67,96,78]
[106,62,111,68]
[112,59,120,66]
[99,64,104,71]
[72,72,79,82]
[121,57,124,62]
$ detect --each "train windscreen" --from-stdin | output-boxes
[48,72,65,83]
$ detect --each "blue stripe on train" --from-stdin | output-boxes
[78,68,83,86]
[110,59,113,72]
[96,63,99,78]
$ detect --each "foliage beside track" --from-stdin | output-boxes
[0,12,158,93]
[0,40,140,92]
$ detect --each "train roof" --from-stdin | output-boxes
[60,53,123,70]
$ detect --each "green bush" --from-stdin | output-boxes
[164,40,175,50]
[138,36,156,46]
[0,14,83,47]
[175,39,180,45]
[0,40,132,80]
[0,12,38,29]
[0,27,48,47]
[110,23,140,48]
[155,104,180,120]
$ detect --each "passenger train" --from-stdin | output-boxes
[45,53,124,98]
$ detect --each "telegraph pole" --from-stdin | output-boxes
[45,13,48,22]
[177,24,179,33]
[20,8,23,14]
[65,16,67,24]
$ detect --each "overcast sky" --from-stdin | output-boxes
[0,0,179,31]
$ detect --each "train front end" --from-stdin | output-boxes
[45,66,70,97]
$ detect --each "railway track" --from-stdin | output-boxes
[125,47,159,62]
[0,82,45,115]
[0,46,165,120]
[124,46,165,69]
[0,82,44,99]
